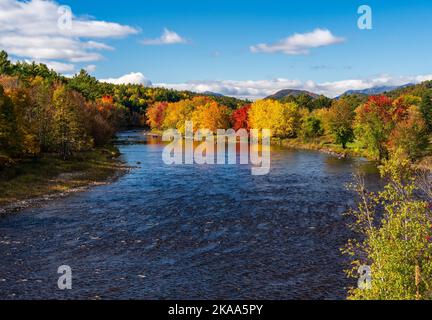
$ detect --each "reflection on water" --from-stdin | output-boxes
[0,130,379,300]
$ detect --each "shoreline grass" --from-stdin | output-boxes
[277,135,373,159]
[0,146,129,212]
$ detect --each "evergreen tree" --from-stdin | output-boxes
[0,51,13,75]
[420,91,432,133]
[68,70,102,101]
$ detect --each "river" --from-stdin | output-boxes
[0,130,379,300]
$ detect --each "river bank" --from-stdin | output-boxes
[146,131,371,160]
[0,146,130,215]
[278,136,371,160]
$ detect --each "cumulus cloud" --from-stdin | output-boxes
[0,0,138,72]
[44,60,75,73]
[100,72,152,86]
[251,28,345,55]
[84,64,97,73]
[155,74,432,100]
[141,28,187,45]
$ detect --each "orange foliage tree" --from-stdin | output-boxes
[146,102,168,130]
[147,96,232,133]
[191,97,231,132]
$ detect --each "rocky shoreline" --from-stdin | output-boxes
[0,157,131,216]
[0,150,131,216]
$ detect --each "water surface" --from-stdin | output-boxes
[0,131,379,299]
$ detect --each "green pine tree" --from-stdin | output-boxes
[420,91,432,133]
[0,51,13,75]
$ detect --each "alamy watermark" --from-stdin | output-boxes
[57,265,72,290]
[162,122,271,176]
[358,5,372,30]
[57,5,73,31]
[358,265,372,290]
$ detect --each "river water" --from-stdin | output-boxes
[0,131,379,300]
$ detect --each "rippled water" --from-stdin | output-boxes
[0,131,379,300]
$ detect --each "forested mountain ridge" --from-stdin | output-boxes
[266,89,319,100]
[340,84,412,96]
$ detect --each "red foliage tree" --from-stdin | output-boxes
[231,104,251,131]
[360,95,393,123]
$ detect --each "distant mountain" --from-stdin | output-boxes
[202,91,224,97]
[266,89,319,100]
[341,84,413,97]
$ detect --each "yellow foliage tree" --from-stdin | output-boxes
[248,99,300,138]
[162,99,195,133]
[191,97,231,132]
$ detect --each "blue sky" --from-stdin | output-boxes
[1,0,432,98]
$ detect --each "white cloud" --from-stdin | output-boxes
[100,72,152,86]
[0,0,138,73]
[84,64,97,73]
[13,58,75,73]
[44,60,75,73]
[141,28,187,45]
[251,28,345,55]
[155,74,432,100]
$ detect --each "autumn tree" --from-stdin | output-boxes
[231,105,251,131]
[162,99,195,133]
[355,94,428,161]
[354,95,394,159]
[249,100,300,138]
[146,102,168,130]
[0,85,21,156]
[82,100,115,147]
[325,98,355,149]
[389,106,428,160]
[52,86,89,159]
[28,77,55,152]
[7,87,40,156]
[191,97,231,132]
[388,96,428,160]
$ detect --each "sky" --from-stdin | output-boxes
[1,0,432,98]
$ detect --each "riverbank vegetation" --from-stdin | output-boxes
[145,82,432,164]
[344,151,432,300]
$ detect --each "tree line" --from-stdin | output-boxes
[146,88,432,162]
[2,47,432,165]
[0,50,247,166]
